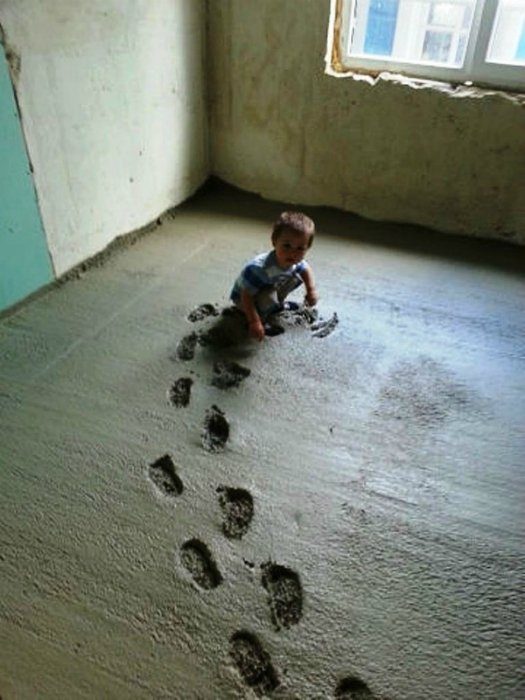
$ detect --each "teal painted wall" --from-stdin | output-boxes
[0,47,53,312]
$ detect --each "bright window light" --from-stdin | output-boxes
[486,0,525,64]
[332,0,525,91]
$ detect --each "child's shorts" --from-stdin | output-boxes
[253,275,303,319]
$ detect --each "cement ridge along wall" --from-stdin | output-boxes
[208,0,525,245]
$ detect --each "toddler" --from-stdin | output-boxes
[230,211,318,341]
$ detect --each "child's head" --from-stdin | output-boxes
[271,211,315,268]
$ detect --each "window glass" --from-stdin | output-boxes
[349,0,475,67]
[486,0,525,65]
[423,31,453,63]
[333,0,525,91]
[430,2,464,27]
[363,0,400,56]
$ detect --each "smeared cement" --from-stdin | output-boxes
[0,183,524,698]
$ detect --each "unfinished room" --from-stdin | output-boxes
[0,1,523,698]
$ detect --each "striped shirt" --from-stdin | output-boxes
[230,251,308,303]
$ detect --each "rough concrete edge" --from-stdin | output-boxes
[0,196,188,321]
[325,65,525,104]
[325,0,343,73]
[2,174,523,323]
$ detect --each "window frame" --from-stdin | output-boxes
[331,0,525,92]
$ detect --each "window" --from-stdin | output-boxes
[331,0,525,91]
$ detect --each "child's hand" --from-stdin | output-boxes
[305,287,319,307]
[249,319,265,341]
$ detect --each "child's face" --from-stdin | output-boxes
[273,228,311,268]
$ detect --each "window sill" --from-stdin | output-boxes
[325,64,525,104]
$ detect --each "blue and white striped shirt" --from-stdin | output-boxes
[230,251,308,303]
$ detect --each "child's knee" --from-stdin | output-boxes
[255,289,280,319]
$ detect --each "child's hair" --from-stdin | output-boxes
[272,211,315,247]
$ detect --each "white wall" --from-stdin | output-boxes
[208,0,525,244]
[1,0,209,276]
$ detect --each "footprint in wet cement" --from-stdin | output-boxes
[216,486,254,539]
[187,303,219,322]
[280,304,319,328]
[176,331,198,360]
[335,676,375,699]
[202,405,230,451]
[168,377,193,407]
[148,454,184,497]
[229,630,279,696]
[212,361,251,390]
[261,562,303,630]
[180,538,222,590]
[311,312,339,338]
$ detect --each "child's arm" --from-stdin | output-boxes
[300,266,319,306]
[241,289,265,341]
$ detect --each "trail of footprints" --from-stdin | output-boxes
[147,303,373,697]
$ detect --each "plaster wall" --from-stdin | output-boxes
[208,0,525,244]
[0,0,209,277]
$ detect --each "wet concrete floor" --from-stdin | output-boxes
[0,183,524,699]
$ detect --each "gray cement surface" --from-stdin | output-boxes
[1,183,524,699]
